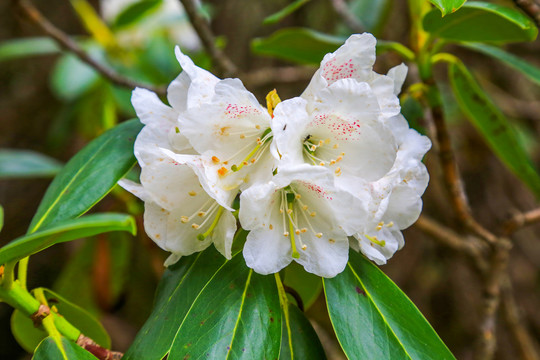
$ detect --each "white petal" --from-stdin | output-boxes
[160,149,236,210]
[169,46,219,111]
[166,207,213,255]
[211,209,237,259]
[143,201,170,250]
[369,74,401,118]
[134,125,173,166]
[308,79,397,181]
[355,227,403,265]
[132,87,178,126]
[139,158,206,211]
[302,33,377,100]
[243,227,293,275]
[179,78,271,158]
[239,182,278,230]
[164,253,182,267]
[271,97,310,165]
[118,179,152,202]
[387,63,408,95]
[383,185,423,229]
[295,232,349,278]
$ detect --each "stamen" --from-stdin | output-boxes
[218,167,228,177]
[181,216,189,223]
[310,212,316,217]
[315,233,323,238]
[212,156,220,163]
[365,234,386,247]
[191,224,200,229]
[295,194,301,199]
[188,191,197,196]
[198,211,206,217]
[333,143,339,149]
[197,206,225,241]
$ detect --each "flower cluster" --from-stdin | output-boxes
[121,33,431,277]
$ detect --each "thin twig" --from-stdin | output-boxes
[512,0,540,28]
[17,0,167,96]
[329,0,365,33]
[428,99,498,245]
[501,275,540,360]
[77,334,123,360]
[475,239,512,360]
[178,0,237,77]
[503,208,540,236]
[414,215,488,272]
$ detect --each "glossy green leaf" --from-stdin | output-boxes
[32,336,98,360]
[280,302,326,359]
[284,262,322,310]
[0,38,60,62]
[449,61,540,197]
[324,251,455,360]
[429,0,466,16]
[252,28,344,65]
[111,0,163,30]
[124,247,281,360]
[461,42,540,86]
[263,0,310,25]
[423,2,538,43]
[28,119,142,233]
[0,213,135,264]
[12,288,110,353]
[0,150,63,179]
[0,205,3,233]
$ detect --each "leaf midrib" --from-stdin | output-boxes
[29,138,112,233]
[346,262,413,360]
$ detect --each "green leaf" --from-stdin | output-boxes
[280,302,326,360]
[461,42,540,87]
[449,61,540,197]
[28,119,143,233]
[0,150,63,179]
[0,205,4,233]
[284,262,322,310]
[0,213,135,264]
[12,288,111,353]
[32,336,98,360]
[124,247,281,360]
[111,0,163,30]
[252,28,345,65]
[429,0,466,16]
[0,38,60,62]
[51,53,100,100]
[423,2,538,43]
[263,0,310,25]
[324,251,455,360]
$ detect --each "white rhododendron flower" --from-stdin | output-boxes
[123,32,431,277]
[272,33,431,266]
[239,165,367,277]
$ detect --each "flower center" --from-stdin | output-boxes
[277,186,325,259]
[302,135,345,174]
[179,199,224,240]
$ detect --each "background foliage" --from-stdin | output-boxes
[1,0,540,359]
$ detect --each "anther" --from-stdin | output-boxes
[211,156,220,163]
[340,152,345,156]
[315,233,323,238]
[335,167,341,174]
[191,224,200,229]
[310,145,316,151]
[295,229,301,235]
[240,134,245,139]
[302,205,309,210]
[217,167,228,177]
[386,222,394,228]
[333,144,339,149]
[325,138,331,144]
[310,212,316,217]
[301,245,307,250]
[181,216,189,223]
[301,228,307,233]
[250,158,256,163]
[269,224,273,230]
[188,191,197,196]
[329,239,336,243]
[198,212,206,217]
[287,209,293,215]
[283,232,289,237]
[319,162,325,166]
[336,156,343,162]
[255,125,261,129]
[295,194,301,199]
